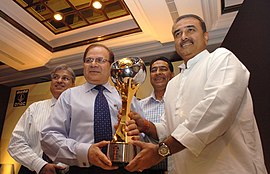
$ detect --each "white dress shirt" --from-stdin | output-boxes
[155,48,267,174]
[8,98,57,173]
[41,82,143,167]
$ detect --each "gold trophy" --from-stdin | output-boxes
[108,57,146,166]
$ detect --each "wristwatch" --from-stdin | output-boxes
[158,142,171,157]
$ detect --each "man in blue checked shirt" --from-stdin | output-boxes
[139,57,174,174]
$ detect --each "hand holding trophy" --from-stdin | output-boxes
[108,57,146,166]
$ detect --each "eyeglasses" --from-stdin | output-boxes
[51,74,72,82]
[151,66,169,73]
[84,57,110,64]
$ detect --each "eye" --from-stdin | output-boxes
[187,27,196,33]
[62,76,70,81]
[52,74,59,80]
[151,68,158,73]
[96,57,103,63]
[85,58,93,63]
[160,67,168,72]
[174,30,182,38]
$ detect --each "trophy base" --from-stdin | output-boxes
[107,142,138,166]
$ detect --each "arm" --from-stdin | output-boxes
[8,104,47,173]
[40,93,91,167]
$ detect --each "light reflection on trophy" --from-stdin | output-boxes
[108,57,146,166]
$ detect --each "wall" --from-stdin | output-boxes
[0,85,10,136]
[221,0,270,171]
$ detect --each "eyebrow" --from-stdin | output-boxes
[173,25,197,36]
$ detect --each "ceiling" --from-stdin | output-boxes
[0,0,244,87]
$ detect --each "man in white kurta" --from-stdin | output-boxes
[156,48,267,173]
[125,14,267,174]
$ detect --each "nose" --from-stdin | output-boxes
[181,31,189,40]
[56,78,63,82]
[156,68,162,74]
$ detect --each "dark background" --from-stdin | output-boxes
[222,0,270,171]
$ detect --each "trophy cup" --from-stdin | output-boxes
[108,57,146,166]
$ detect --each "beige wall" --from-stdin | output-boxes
[0,60,182,173]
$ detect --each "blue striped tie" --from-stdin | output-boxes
[94,85,112,153]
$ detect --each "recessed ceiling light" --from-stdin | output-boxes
[92,1,102,9]
[54,13,63,21]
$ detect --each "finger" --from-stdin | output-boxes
[125,154,142,172]
[54,165,66,170]
[96,141,110,148]
[96,153,119,170]
[131,135,141,141]
[130,140,145,148]
[125,120,136,130]
[127,129,140,136]
[114,123,118,130]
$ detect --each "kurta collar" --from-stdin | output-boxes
[179,49,210,71]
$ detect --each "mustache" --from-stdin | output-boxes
[180,39,193,47]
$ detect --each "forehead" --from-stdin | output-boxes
[54,69,72,76]
[151,60,169,67]
[86,46,109,57]
[173,17,201,31]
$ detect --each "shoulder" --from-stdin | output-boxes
[210,47,235,58]
[29,99,51,107]
[139,96,152,104]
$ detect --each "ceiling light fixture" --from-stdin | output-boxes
[54,13,63,21]
[92,1,102,9]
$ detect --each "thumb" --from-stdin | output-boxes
[96,140,110,148]
[130,140,145,148]
[54,164,66,170]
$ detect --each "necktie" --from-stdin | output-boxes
[94,85,112,153]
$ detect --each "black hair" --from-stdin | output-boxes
[174,14,207,33]
[149,56,174,73]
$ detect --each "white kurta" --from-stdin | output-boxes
[156,48,267,174]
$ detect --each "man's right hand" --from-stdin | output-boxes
[39,163,65,174]
[87,141,119,170]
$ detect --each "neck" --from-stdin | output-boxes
[154,89,165,101]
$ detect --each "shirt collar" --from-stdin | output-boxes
[179,49,209,71]
[84,82,115,93]
[51,97,57,107]
[150,91,164,102]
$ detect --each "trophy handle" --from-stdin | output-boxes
[113,78,140,143]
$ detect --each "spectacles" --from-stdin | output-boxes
[51,74,72,82]
[84,57,110,64]
[151,66,169,73]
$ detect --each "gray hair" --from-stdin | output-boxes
[50,64,76,83]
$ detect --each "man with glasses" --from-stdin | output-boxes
[139,57,174,174]
[8,64,75,174]
[41,44,143,174]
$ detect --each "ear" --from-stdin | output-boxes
[204,32,209,43]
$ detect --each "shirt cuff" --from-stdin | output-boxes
[75,142,92,167]
[155,122,168,142]
[32,158,48,174]
[171,124,205,156]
